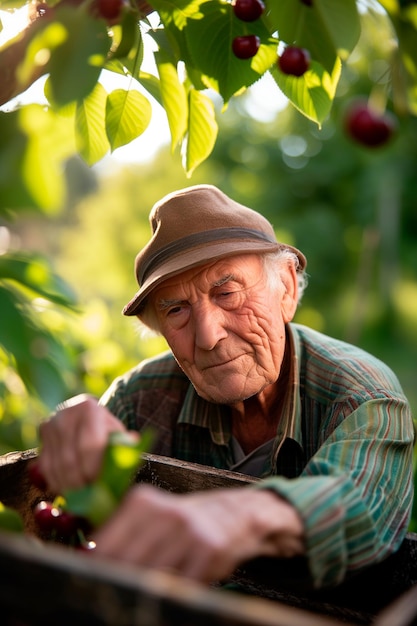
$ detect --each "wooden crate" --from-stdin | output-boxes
[0,449,416,626]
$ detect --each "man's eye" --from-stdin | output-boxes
[167,306,183,316]
[220,290,237,298]
[218,291,241,307]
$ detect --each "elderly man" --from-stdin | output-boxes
[37,184,414,589]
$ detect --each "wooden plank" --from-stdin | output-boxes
[0,532,352,626]
[136,452,258,492]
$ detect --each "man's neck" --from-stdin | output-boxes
[229,347,290,455]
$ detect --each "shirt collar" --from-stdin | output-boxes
[178,385,231,445]
[280,323,303,447]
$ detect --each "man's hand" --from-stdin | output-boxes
[37,395,132,493]
[91,485,305,583]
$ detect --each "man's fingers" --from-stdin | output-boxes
[37,395,127,492]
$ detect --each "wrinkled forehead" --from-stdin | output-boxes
[149,254,265,301]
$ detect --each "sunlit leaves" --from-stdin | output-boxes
[47,8,111,106]
[272,56,342,126]
[76,82,109,165]
[159,0,277,103]
[138,71,163,107]
[106,88,152,151]
[0,105,75,214]
[19,105,75,211]
[0,252,77,409]
[155,49,188,150]
[75,84,154,163]
[111,9,140,60]
[16,20,67,90]
[380,1,417,115]
[0,253,76,307]
[183,88,217,176]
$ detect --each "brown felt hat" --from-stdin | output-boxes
[123,185,306,316]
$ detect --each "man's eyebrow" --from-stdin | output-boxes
[212,273,236,287]
[156,274,239,309]
[156,298,185,310]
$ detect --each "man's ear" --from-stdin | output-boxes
[280,262,298,323]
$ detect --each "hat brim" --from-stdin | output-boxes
[123,240,305,316]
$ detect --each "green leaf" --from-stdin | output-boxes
[0,252,76,307]
[267,0,360,73]
[138,71,163,107]
[152,0,205,29]
[0,105,75,214]
[184,88,218,176]
[272,56,342,126]
[111,16,144,78]
[0,503,24,533]
[18,105,76,213]
[106,89,152,151]
[0,111,37,215]
[47,7,112,106]
[16,20,67,89]
[64,483,117,528]
[184,0,277,102]
[100,430,154,501]
[64,430,154,527]
[155,49,188,150]
[0,286,72,408]
[76,83,110,166]
[111,10,141,60]
[383,5,417,115]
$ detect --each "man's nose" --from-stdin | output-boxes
[194,304,227,350]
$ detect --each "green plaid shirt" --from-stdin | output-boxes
[100,323,414,588]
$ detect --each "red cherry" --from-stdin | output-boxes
[345,101,397,148]
[93,0,123,22]
[233,0,265,22]
[232,35,261,59]
[27,462,48,491]
[33,501,60,533]
[54,510,80,539]
[278,46,311,76]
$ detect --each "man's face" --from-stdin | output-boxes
[149,254,297,405]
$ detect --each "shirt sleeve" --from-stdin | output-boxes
[254,393,414,588]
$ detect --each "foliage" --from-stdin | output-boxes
[0,249,81,452]
[0,0,416,208]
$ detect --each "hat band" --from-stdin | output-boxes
[139,227,277,285]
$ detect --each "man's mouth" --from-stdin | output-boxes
[200,354,244,371]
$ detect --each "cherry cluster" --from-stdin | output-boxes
[232,0,265,60]
[28,462,95,550]
[231,0,311,78]
[33,501,95,549]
